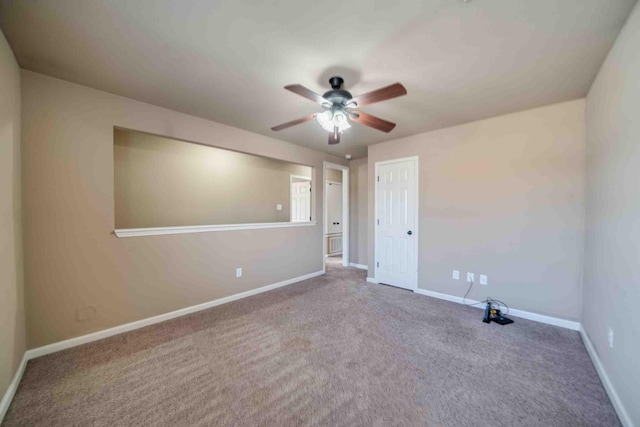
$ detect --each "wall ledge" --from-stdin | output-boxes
[114,221,317,237]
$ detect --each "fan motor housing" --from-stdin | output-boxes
[322,89,352,105]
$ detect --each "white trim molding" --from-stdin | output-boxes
[322,161,350,270]
[579,326,633,427]
[25,270,325,360]
[114,221,316,238]
[366,277,379,284]
[349,263,368,270]
[413,288,581,331]
[290,174,311,181]
[0,354,28,423]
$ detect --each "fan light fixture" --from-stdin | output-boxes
[316,110,351,133]
[271,76,407,146]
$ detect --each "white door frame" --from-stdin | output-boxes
[323,162,349,269]
[374,156,419,290]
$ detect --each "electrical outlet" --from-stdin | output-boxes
[466,272,474,283]
[236,267,243,278]
[480,274,488,285]
[608,328,614,348]
[452,270,460,280]
[276,204,283,211]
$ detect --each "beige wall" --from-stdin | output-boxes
[584,2,640,424]
[349,158,368,266]
[0,30,25,404]
[368,100,586,321]
[21,71,345,348]
[114,129,312,228]
[326,167,342,183]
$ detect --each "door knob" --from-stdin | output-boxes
[407,231,413,235]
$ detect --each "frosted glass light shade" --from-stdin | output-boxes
[316,110,350,133]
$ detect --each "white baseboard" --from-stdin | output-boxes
[579,326,633,427]
[5,272,631,427]
[25,270,325,360]
[349,263,367,270]
[0,354,28,423]
[413,288,580,331]
[507,307,580,331]
[1,269,325,422]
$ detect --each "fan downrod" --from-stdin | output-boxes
[323,76,352,105]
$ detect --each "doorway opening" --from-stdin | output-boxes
[323,162,349,270]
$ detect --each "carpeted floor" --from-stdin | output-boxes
[3,258,619,426]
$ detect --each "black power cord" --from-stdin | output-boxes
[462,279,510,315]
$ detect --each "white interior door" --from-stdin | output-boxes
[291,179,311,222]
[375,158,418,290]
[325,182,343,234]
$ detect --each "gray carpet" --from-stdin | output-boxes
[3,258,619,426]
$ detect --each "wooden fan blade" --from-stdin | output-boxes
[328,127,341,145]
[351,111,396,133]
[285,84,330,105]
[351,83,407,107]
[271,114,317,131]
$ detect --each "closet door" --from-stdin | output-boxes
[325,182,342,234]
[375,158,417,290]
[333,183,343,234]
[291,180,311,222]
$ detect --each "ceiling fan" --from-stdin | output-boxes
[271,76,407,145]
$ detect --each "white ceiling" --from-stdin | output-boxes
[1,0,636,158]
